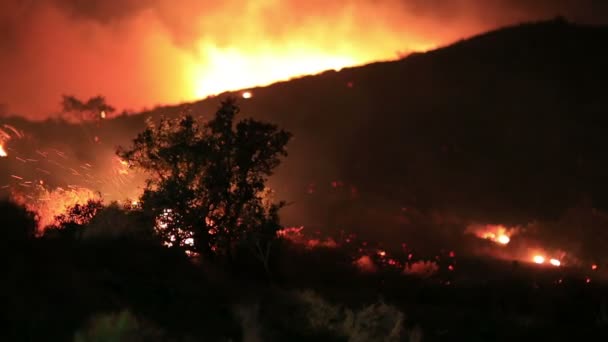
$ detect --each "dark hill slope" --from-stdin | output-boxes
[2,18,608,236]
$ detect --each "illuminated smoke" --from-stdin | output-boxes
[403,260,439,278]
[354,255,377,273]
[277,226,338,249]
[2,0,607,117]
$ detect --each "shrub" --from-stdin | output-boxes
[74,310,166,342]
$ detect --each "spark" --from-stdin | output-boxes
[241,91,252,99]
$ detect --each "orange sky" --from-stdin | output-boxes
[1,0,606,119]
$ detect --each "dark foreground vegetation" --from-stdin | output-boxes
[2,199,608,342]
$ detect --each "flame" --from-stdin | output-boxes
[12,186,101,232]
[467,224,517,245]
[404,260,439,278]
[115,157,130,175]
[190,46,359,98]
[496,234,510,245]
[0,128,12,157]
[533,255,545,264]
[549,258,561,267]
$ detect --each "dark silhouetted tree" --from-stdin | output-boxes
[118,98,292,262]
[61,95,115,121]
[0,200,37,244]
[49,199,104,240]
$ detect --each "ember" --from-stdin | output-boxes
[533,255,545,264]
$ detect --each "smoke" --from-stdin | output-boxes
[1,0,606,118]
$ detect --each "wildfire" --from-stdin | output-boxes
[190,47,351,99]
[496,234,510,245]
[549,258,561,267]
[467,224,517,245]
[532,254,562,267]
[533,255,545,264]
[0,126,15,157]
[12,186,101,232]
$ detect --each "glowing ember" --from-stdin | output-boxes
[0,144,6,157]
[404,260,439,278]
[100,111,106,119]
[549,258,561,267]
[467,224,517,245]
[354,255,377,273]
[496,235,510,245]
[592,264,598,270]
[533,255,545,264]
[241,91,252,99]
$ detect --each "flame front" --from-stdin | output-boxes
[467,224,516,246]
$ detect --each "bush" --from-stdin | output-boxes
[74,310,166,342]
[0,199,37,243]
[257,289,407,341]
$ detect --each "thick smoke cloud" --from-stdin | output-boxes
[1,0,607,118]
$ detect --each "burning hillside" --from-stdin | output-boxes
[1,19,608,277]
[2,1,608,117]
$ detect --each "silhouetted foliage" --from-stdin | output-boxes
[61,95,115,121]
[48,199,104,240]
[0,199,37,243]
[118,98,292,261]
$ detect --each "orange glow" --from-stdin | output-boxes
[354,255,377,273]
[592,264,598,270]
[189,47,361,98]
[0,144,7,157]
[533,255,545,264]
[115,158,130,175]
[3,0,591,118]
[12,186,101,232]
[467,224,517,245]
[241,91,253,99]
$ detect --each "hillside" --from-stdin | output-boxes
[2,18,608,243]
